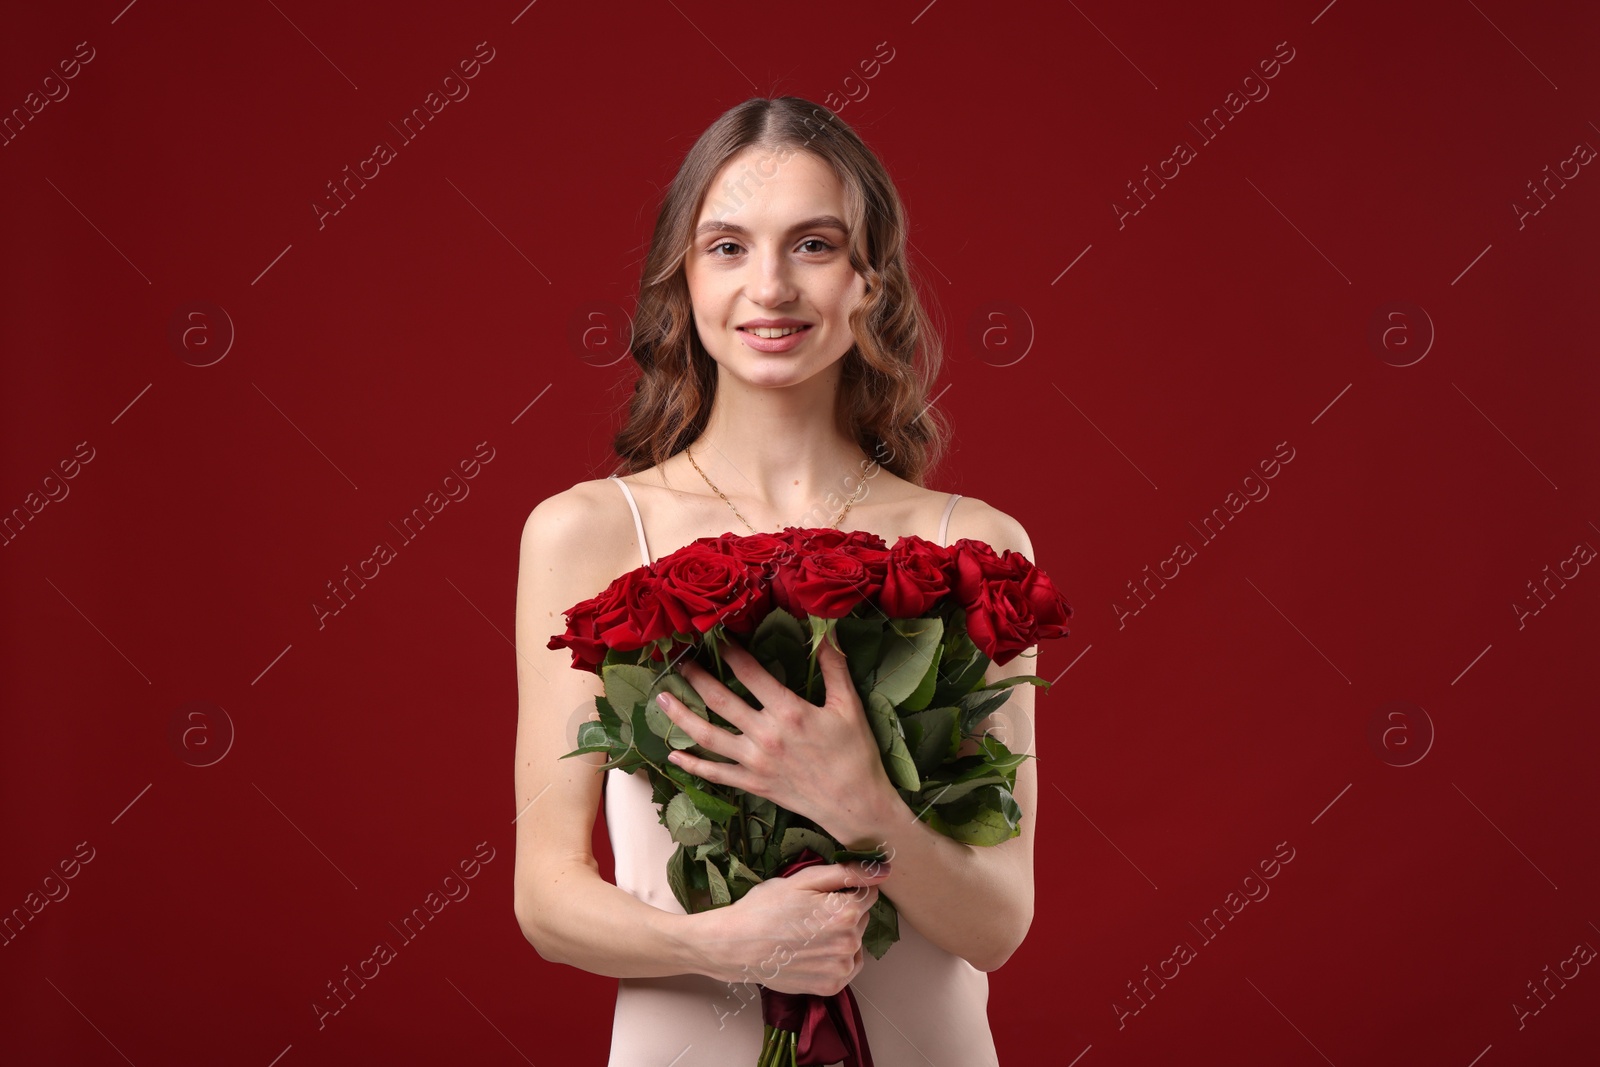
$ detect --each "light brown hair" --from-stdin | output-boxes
[610,96,950,485]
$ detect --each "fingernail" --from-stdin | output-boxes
[656,693,671,709]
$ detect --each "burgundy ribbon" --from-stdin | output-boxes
[757,848,875,1067]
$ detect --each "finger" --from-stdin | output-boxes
[679,659,757,731]
[816,633,855,700]
[715,638,785,711]
[792,860,887,893]
[656,691,713,743]
[663,746,746,790]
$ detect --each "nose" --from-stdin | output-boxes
[748,244,798,307]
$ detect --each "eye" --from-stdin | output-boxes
[708,241,742,258]
[798,238,836,253]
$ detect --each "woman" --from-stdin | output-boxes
[512,96,1039,1065]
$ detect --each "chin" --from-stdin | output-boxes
[704,330,850,382]
[734,361,818,386]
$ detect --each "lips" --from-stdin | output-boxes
[736,318,812,330]
[738,324,813,337]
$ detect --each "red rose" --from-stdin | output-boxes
[949,538,1032,595]
[1021,567,1073,640]
[546,592,609,673]
[949,539,1074,664]
[716,531,796,584]
[963,580,1039,665]
[653,543,770,636]
[787,547,885,618]
[878,536,953,617]
[784,527,888,555]
[591,569,676,652]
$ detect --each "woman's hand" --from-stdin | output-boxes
[656,635,894,847]
[692,859,890,996]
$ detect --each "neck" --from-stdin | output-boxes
[687,362,871,526]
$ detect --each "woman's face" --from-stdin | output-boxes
[683,145,867,389]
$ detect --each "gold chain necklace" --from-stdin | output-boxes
[684,445,860,532]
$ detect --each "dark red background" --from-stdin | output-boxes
[3,1,1597,1063]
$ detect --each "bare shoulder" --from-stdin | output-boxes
[520,477,614,537]
[518,477,637,592]
[946,493,1035,558]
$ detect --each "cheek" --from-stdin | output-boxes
[684,269,720,323]
[823,271,866,315]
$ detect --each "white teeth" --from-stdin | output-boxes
[744,326,806,338]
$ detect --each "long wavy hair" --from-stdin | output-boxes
[610,96,950,486]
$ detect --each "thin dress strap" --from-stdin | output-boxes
[938,493,962,547]
[609,476,652,567]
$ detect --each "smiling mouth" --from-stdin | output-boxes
[738,325,813,338]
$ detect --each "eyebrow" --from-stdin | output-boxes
[694,214,850,240]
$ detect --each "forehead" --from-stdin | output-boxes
[697,146,848,227]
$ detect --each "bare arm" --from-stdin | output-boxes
[511,488,717,979]
[828,502,1041,973]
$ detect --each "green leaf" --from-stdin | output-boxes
[913,750,1019,805]
[863,894,899,960]
[602,663,660,716]
[939,784,1023,846]
[595,746,645,773]
[559,717,616,759]
[835,616,885,689]
[933,626,987,702]
[748,613,805,696]
[629,702,669,764]
[884,730,921,791]
[665,792,712,846]
[863,690,919,790]
[658,670,709,716]
[643,698,695,750]
[872,618,944,707]
[693,839,727,861]
[666,845,692,913]
[659,761,738,823]
[650,771,676,806]
[595,695,620,732]
[745,794,777,857]
[747,795,778,825]
[957,690,1013,738]
[558,744,612,760]
[780,827,837,863]
[641,673,704,751]
[577,718,613,747]
[974,674,1049,691]
[761,806,794,872]
[705,859,731,906]
[616,701,634,749]
[865,691,899,756]
[901,641,943,712]
[902,705,960,776]
[977,733,1032,779]
[754,606,807,644]
[727,854,764,886]
[919,774,1007,806]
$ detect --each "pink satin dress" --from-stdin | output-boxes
[600,475,1000,1066]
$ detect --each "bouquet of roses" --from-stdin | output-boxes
[549,526,1073,1067]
